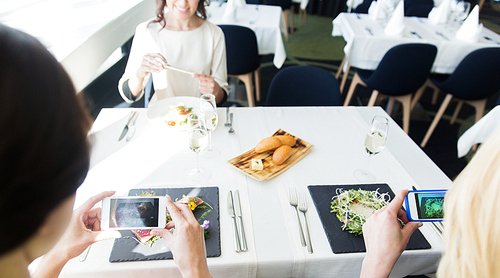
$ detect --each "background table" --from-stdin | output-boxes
[207,2,287,69]
[332,12,500,74]
[60,106,451,278]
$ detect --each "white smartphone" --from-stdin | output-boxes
[101,196,166,230]
[404,190,447,222]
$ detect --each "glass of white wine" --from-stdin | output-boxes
[187,114,211,182]
[354,116,389,182]
[199,94,220,158]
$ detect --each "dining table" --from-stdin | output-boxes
[332,12,500,84]
[58,103,452,278]
[206,2,287,69]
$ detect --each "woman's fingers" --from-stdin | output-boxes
[77,191,115,214]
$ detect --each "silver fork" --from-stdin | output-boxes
[298,194,313,254]
[289,188,306,247]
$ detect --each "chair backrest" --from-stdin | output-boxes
[437,47,500,100]
[263,0,292,10]
[362,43,437,95]
[354,0,372,14]
[404,0,433,17]
[265,65,342,106]
[246,0,261,4]
[219,25,260,75]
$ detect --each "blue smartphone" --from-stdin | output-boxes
[404,190,447,222]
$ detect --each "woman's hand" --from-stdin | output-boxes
[192,73,224,104]
[360,189,422,278]
[151,195,212,278]
[136,53,167,80]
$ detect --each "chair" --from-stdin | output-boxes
[144,75,154,108]
[263,0,294,41]
[265,65,341,106]
[246,0,261,4]
[404,0,433,17]
[343,43,437,134]
[219,25,261,107]
[415,48,500,147]
[353,0,372,13]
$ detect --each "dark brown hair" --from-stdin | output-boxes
[151,0,210,29]
[0,24,92,255]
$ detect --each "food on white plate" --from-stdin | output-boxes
[161,103,193,127]
[250,159,264,171]
[255,137,282,153]
[330,188,390,236]
[273,145,293,165]
[275,135,296,147]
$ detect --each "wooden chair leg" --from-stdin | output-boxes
[431,89,439,105]
[290,6,294,34]
[238,73,255,107]
[450,100,464,125]
[340,64,351,93]
[411,79,431,110]
[336,55,346,80]
[392,94,412,134]
[254,68,261,102]
[467,99,487,123]
[304,8,307,22]
[283,10,289,41]
[343,72,363,106]
[387,97,395,116]
[299,8,302,27]
[367,90,379,106]
[421,94,453,148]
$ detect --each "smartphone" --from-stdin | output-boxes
[101,196,166,230]
[404,190,447,222]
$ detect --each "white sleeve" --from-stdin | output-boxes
[211,26,229,95]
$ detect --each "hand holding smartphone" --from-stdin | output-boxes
[404,190,447,222]
[101,196,166,230]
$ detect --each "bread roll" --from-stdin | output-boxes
[255,137,282,153]
[276,135,296,147]
[273,145,293,165]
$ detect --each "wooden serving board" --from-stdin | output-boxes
[227,129,314,181]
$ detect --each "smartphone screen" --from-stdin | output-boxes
[405,190,447,222]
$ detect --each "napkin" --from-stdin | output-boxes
[222,0,238,22]
[428,0,451,25]
[384,1,405,36]
[456,5,482,42]
[368,0,386,21]
[234,0,246,8]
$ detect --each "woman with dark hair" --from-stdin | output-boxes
[118,0,228,105]
[0,24,212,278]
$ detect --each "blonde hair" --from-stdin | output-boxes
[437,127,500,278]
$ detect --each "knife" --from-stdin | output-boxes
[234,190,247,251]
[118,111,136,141]
[227,191,241,252]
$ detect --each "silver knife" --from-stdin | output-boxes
[234,190,247,251]
[118,111,136,141]
[227,191,241,252]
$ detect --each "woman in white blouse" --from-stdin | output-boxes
[118,0,228,105]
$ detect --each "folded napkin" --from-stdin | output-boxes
[428,0,451,25]
[456,5,482,42]
[222,0,238,22]
[368,0,386,20]
[234,0,246,8]
[384,1,405,36]
[457,107,500,158]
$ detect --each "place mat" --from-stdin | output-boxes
[109,187,220,262]
[228,129,314,181]
[307,184,431,254]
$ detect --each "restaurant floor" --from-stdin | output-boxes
[82,1,500,189]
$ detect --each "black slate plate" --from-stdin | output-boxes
[109,187,220,262]
[308,184,431,254]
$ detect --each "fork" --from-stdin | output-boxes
[298,194,313,254]
[228,113,235,134]
[289,188,306,247]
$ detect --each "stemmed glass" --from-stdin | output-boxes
[354,116,389,182]
[450,0,471,29]
[187,114,211,182]
[199,94,220,158]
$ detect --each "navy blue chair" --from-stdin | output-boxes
[263,0,293,40]
[344,43,437,133]
[354,0,372,13]
[144,75,154,108]
[246,0,261,3]
[219,25,260,107]
[265,66,341,106]
[416,48,500,147]
[404,0,433,17]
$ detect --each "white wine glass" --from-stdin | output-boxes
[187,114,211,182]
[199,94,220,158]
[354,116,389,182]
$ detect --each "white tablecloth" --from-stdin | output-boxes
[332,13,500,74]
[1,0,156,92]
[207,2,287,69]
[457,106,500,158]
[60,106,451,278]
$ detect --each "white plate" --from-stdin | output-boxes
[147,97,200,129]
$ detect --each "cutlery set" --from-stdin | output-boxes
[118,111,138,142]
[227,190,247,252]
[289,188,313,254]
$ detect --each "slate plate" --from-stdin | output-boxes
[307,184,431,254]
[109,187,220,262]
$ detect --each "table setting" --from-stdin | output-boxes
[59,98,453,277]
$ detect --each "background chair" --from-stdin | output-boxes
[246,0,261,3]
[353,0,372,13]
[263,0,294,40]
[343,43,437,134]
[404,0,433,17]
[219,25,261,107]
[416,47,500,147]
[265,65,341,106]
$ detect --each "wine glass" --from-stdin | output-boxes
[354,116,389,182]
[450,0,471,29]
[187,114,211,182]
[199,94,220,158]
